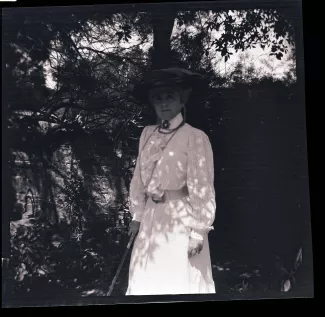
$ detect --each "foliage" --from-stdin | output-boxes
[10,213,130,295]
[3,5,309,297]
[173,9,294,66]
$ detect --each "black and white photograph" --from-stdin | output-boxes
[2,0,313,308]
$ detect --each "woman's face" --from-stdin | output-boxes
[149,87,184,121]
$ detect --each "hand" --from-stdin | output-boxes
[188,237,204,258]
[128,220,140,236]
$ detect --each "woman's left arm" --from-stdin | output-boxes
[187,129,216,241]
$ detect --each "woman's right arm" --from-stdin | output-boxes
[129,126,148,223]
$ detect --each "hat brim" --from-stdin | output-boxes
[133,68,206,103]
[136,74,204,92]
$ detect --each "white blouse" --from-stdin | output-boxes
[129,114,216,240]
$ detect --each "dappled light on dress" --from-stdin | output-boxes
[127,122,216,295]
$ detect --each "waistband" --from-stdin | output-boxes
[150,186,189,204]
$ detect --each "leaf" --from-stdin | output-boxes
[116,31,123,41]
[52,241,62,248]
[38,268,46,275]
[17,271,26,282]
[281,279,291,292]
[276,52,283,60]
[17,263,28,282]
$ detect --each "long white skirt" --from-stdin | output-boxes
[126,197,216,295]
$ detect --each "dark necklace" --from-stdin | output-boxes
[158,118,185,134]
[141,123,180,156]
[141,126,181,188]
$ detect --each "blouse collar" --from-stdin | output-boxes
[159,112,183,131]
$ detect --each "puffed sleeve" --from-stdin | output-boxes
[187,128,216,240]
[129,126,148,222]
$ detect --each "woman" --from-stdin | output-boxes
[126,68,216,295]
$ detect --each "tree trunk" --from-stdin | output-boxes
[150,11,178,124]
[151,11,177,69]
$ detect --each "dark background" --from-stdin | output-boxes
[1,0,313,306]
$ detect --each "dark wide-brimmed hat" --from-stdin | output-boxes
[139,67,205,91]
[134,67,205,101]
